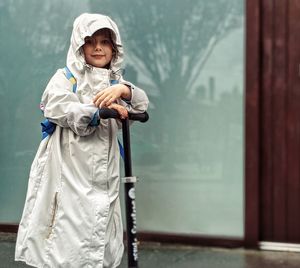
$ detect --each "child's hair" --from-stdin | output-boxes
[102,28,119,59]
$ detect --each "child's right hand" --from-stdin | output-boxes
[106,103,128,119]
[93,84,131,108]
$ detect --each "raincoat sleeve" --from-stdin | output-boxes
[41,69,99,136]
[118,77,149,113]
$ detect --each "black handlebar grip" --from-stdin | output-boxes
[98,108,149,123]
[129,112,149,123]
[98,108,120,119]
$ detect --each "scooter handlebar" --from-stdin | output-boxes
[98,108,149,123]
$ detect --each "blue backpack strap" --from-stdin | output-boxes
[110,79,118,85]
[118,139,125,160]
[41,118,56,140]
[64,66,77,93]
[40,67,77,140]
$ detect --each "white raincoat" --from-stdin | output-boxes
[15,13,149,268]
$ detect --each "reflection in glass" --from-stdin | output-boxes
[90,0,245,237]
[0,0,244,238]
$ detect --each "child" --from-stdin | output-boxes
[15,13,149,268]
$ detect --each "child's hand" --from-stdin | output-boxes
[107,103,128,119]
[93,84,131,108]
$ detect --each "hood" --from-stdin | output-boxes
[66,13,124,79]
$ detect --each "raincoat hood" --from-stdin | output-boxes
[67,13,124,80]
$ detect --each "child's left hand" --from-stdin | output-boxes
[93,84,131,108]
[107,103,128,119]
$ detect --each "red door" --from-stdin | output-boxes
[246,0,300,246]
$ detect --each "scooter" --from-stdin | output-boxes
[99,108,149,268]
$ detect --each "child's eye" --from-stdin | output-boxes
[85,38,93,44]
[101,39,111,45]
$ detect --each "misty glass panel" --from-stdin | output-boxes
[0,0,244,238]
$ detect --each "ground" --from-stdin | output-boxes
[1,232,300,268]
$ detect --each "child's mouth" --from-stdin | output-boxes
[92,55,105,59]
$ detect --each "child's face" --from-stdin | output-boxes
[82,29,113,68]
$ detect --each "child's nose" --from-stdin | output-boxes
[95,41,102,50]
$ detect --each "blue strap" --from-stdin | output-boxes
[110,79,118,85]
[89,110,100,126]
[41,66,77,139]
[118,139,124,160]
[41,118,56,139]
[64,66,77,93]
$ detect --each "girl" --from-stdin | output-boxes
[15,13,149,268]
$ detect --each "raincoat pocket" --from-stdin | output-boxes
[46,192,59,240]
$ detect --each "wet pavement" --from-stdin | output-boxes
[1,233,300,268]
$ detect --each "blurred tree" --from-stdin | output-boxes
[0,0,86,162]
[89,0,243,162]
